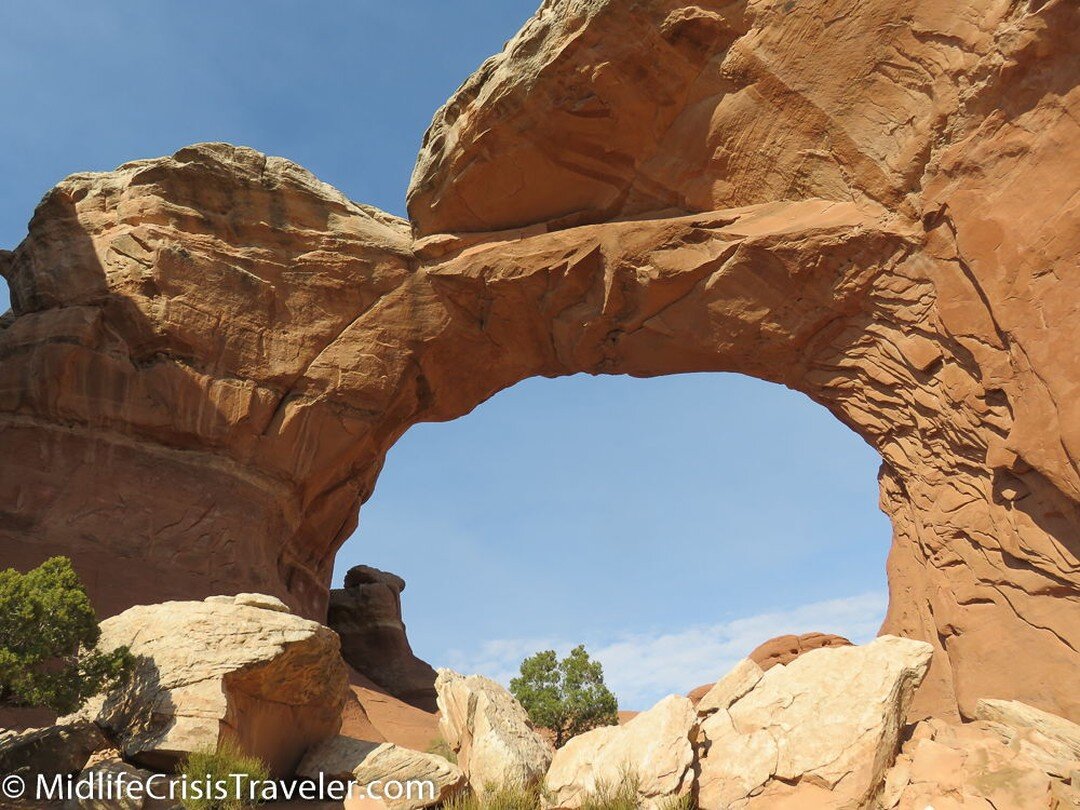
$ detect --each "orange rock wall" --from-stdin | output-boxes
[1,0,1077,722]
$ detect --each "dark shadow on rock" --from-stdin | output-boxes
[328,565,438,713]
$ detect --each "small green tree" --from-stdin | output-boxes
[510,644,618,747]
[0,556,132,714]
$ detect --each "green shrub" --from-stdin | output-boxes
[510,645,618,747]
[179,739,269,810]
[0,556,133,713]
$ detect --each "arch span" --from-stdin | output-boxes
[1,0,1077,725]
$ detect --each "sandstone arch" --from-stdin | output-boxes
[1,0,1077,725]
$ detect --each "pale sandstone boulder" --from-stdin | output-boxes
[204,592,291,613]
[233,593,292,613]
[696,636,933,809]
[435,669,552,793]
[543,695,695,809]
[974,698,1080,780]
[68,596,348,778]
[298,736,465,810]
[351,746,465,810]
[694,659,763,717]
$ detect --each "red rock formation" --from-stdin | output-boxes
[328,565,438,711]
[686,684,713,707]
[1,0,1077,724]
[749,633,853,671]
[340,668,441,753]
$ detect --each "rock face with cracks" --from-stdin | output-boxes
[544,695,696,809]
[435,669,552,794]
[881,714,1079,809]
[65,595,349,778]
[694,636,934,809]
[1,0,1078,725]
[298,737,467,810]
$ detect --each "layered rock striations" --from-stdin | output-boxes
[328,565,438,710]
[66,594,349,778]
[1,0,1077,724]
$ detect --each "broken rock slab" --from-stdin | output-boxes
[544,694,695,809]
[696,635,933,809]
[298,736,466,810]
[879,716,1075,809]
[435,669,552,794]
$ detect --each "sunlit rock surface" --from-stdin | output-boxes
[1,0,1077,724]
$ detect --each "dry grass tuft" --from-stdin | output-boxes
[439,771,696,808]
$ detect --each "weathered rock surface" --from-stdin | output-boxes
[880,716,1077,810]
[0,706,60,734]
[0,143,416,621]
[66,751,159,810]
[694,658,763,717]
[1,0,1078,725]
[298,737,465,810]
[974,698,1080,779]
[544,695,695,809]
[696,636,933,809]
[68,596,349,777]
[0,720,108,779]
[749,632,853,671]
[328,566,438,711]
[435,669,552,793]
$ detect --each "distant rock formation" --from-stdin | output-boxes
[749,631,853,671]
[328,565,438,711]
[1,0,1077,724]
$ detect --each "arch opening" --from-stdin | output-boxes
[333,372,891,709]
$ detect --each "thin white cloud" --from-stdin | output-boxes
[443,591,888,709]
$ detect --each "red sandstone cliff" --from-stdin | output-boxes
[1,0,1076,723]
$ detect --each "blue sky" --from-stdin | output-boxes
[1,2,890,707]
